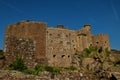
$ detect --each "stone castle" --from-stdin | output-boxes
[4,21,110,68]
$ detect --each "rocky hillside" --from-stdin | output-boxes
[110,49,120,80]
[0,70,116,80]
[0,49,120,80]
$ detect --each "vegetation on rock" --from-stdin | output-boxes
[9,55,27,71]
[0,50,5,59]
[2,48,120,79]
[8,55,62,75]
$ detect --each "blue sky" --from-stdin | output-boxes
[0,0,120,50]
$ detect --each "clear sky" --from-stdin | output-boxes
[0,0,120,50]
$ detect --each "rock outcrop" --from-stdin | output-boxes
[0,70,115,80]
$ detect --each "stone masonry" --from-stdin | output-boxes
[4,36,36,69]
[4,21,110,68]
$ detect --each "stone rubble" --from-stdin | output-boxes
[0,70,115,80]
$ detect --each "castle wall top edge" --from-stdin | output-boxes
[7,21,92,31]
[8,21,47,27]
[93,34,108,36]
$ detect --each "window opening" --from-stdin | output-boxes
[61,55,65,58]
[53,55,56,58]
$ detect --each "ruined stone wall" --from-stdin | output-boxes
[46,28,76,67]
[4,36,36,68]
[4,21,47,67]
[75,25,92,51]
[92,34,110,50]
[46,25,110,67]
[4,21,111,68]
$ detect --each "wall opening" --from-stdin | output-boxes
[66,35,68,37]
[53,55,56,58]
[74,48,76,50]
[58,34,61,37]
[90,44,92,46]
[61,55,65,58]
[96,42,99,44]
[60,41,63,44]
[72,40,74,42]
[105,41,106,43]
[49,34,52,36]
[68,55,70,58]
[98,47,103,53]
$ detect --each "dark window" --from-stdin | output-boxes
[60,41,63,44]
[90,44,92,46]
[58,34,60,37]
[66,35,68,37]
[78,33,87,36]
[83,34,87,36]
[96,42,99,44]
[68,55,70,58]
[72,40,74,42]
[105,41,106,43]
[53,55,56,58]
[61,55,65,58]
[49,34,52,36]
[98,47,103,53]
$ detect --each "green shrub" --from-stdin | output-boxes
[114,60,120,66]
[105,48,111,56]
[84,48,91,54]
[84,47,98,54]
[0,50,5,59]
[83,47,100,58]
[23,69,39,75]
[69,66,77,71]
[45,66,53,72]
[45,66,61,73]
[83,52,90,58]
[52,67,61,73]
[0,50,3,56]
[64,66,77,71]
[9,55,27,71]
[34,65,45,71]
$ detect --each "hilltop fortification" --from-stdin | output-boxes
[4,21,110,68]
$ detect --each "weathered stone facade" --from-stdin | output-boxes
[4,36,36,68]
[4,21,110,68]
[46,24,110,67]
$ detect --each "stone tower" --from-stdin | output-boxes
[4,21,47,68]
